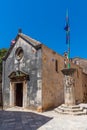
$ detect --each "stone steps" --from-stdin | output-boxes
[58,107,83,112]
[54,104,87,115]
[55,108,86,115]
[61,104,80,109]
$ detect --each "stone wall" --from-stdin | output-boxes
[0,82,2,106]
[73,57,87,74]
[42,45,64,111]
[70,63,83,104]
[0,72,2,106]
[72,58,87,103]
[2,37,42,109]
[42,45,84,111]
[82,73,87,103]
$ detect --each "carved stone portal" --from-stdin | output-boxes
[10,80,27,108]
[9,71,28,108]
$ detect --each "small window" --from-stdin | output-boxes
[55,60,58,72]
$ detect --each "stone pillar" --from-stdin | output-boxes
[61,68,76,106]
[55,68,87,115]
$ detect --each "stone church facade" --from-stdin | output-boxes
[2,33,87,111]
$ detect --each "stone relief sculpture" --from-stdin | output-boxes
[64,76,74,88]
[63,75,75,105]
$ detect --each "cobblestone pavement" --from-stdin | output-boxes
[0,107,87,130]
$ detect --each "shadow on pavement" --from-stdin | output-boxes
[0,110,53,130]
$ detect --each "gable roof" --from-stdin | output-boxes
[19,33,41,46]
[3,33,42,60]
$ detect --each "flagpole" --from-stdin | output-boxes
[64,9,70,69]
[67,29,70,69]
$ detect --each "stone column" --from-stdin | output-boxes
[55,68,86,115]
[61,68,76,106]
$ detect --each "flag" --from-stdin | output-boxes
[64,9,70,44]
[11,39,15,46]
[64,24,69,31]
[64,9,71,69]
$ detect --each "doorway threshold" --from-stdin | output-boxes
[5,106,24,111]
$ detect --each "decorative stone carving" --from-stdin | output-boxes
[64,76,74,88]
[63,75,75,106]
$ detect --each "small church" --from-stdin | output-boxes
[2,32,87,112]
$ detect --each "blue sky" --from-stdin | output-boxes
[0,0,87,58]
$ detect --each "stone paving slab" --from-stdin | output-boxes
[0,107,87,130]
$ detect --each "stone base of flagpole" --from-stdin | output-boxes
[54,68,87,115]
[54,104,87,115]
